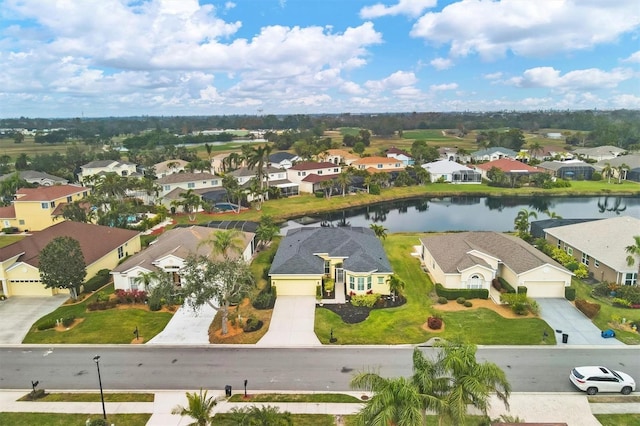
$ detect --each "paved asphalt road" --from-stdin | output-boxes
[1,345,639,394]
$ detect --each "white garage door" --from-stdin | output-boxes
[524,281,566,298]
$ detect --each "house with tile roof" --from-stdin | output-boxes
[0,184,90,232]
[542,216,639,286]
[352,156,406,173]
[419,232,572,299]
[0,221,140,297]
[112,226,255,292]
[471,147,517,162]
[386,147,414,166]
[0,170,68,186]
[422,159,482,184]
[318,149,360,166]
[473,158,540,181]
[286,161,341,193]
[153,159,189,178]
[269,226,393,296]
[78,160,140,183]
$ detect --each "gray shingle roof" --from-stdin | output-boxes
[269,227,392,275]
[420,231,567,274]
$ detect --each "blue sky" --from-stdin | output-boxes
[1,0,639,118]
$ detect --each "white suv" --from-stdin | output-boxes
[570,366,635,395]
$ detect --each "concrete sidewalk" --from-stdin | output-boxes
[1,390,639,425]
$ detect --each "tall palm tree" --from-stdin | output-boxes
[513,208,537,239]
[369,224,388,240]
[171,389,217,426]
[528,141,543,160]
[601,162,613,184]
[200,228,245,260]
[625,235,640,284]
[336,169,351,197]
[616,163,629,184]
[171,189,201,222]
[247,144,273,201]
[386,274,405,301]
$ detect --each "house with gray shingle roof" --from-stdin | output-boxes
[418,232,572,299]
[542,216,639,286]
[471,147,517,162]
[0,170,68,186]
[574,145,625,162]
[79,160,140,183]
[112,226,255,292]
[269,227,393,296]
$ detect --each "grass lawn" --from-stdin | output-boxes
[595,414,640,426]
[0,137,92,159]
[0,413,150,426]
[315,233,553,345]
[19,392,154,402]
[228,393,361,403]
[572,278,640,345]
[22,284,173,344]
[213,413,337,425]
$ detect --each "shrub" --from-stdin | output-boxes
[592,282,611,298]
[574,264,589,279]
[369,184,381,195]
[87,300,118,311]
[463,300,473,307]
[500,293,535,315]
[252,289,276,310]
[36,319,57,331]
[243,317,263,333]
[492,279,502,291]
[24,389,47,400]
[456,297,466,305]
[612,298,631,308]
[316,285,322,300]
[351,294,380,307]
[565,287,576,301]
[83,269,111,293]
[575,298,601,319]
[517,286,527,295]
[437,296,448,304]
[89,419,108,426]
[435,284,489,300]
[96,292,110,303]
[314,191,324,198]
[61,316,75,327]
[616,286,640,305]
[114,289,147,304]
[323,278,335,294]
[148,293,163,311]
[497,278,516,293]
[427,316,443,330]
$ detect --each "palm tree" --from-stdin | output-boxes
[601,162,613,184]
[256,214,279,249]
[625,235,640,284]
[543,210,562,219]
[93,172,129,200]
[369,224,388,240]
[171,189,201,221]
[133,271,161,292]
[513,208,537,239]
[386,274,404,301]
[200,228,245,260]
[616,163,629,184]
[319,179,333,198]
[528,141,543,160]
[171,389,217,426]
[240,405,293,426]
[247,144,273,202]
[336,169,351,197]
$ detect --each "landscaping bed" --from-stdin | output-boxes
[319,296,406,324]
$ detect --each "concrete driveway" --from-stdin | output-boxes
[536,298,624,346]
[257,296,321,346]
[0,295,67,344]
[147,302,216,345]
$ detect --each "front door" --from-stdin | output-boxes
[335,268,344,285]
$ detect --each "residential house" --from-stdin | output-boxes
[269,152,300,169]
[352,156,406,173]
[422,159,482,184]
[530,219,602,240]
[269,227,393,296]
[153,159,189,178]
[574,146,625,162]
[0,170,68,186]
[157,172,221,198]
[471,147,517,162]
[473,158,540,181]
[418,232,572,299]
[211,153,230,174]
[545,132,563,140]
[438,147,471,164]
[594,154,640,183]
[542,216,640,286]
[78,160,140,183]
[286,162,341,194]
[0,184,90,232]
[540,146,574,161]
[386,147,415,166]
[0,221,140,297]
[229,166,298,199]
[111,226,254,291]
[537,160,595,180]
[319,149,360,166]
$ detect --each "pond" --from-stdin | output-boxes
[292,195,640,233]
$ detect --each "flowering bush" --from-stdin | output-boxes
[427,316,443,330]
[114,289,147,304]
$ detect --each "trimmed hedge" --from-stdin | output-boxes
[83,269,111,293]
[36,319,57,331]
[435,283,489,300]
[565,287,576,301]
[517,286,527,295]
[575,298,601,319]
[252,288,277,310]
[498,277,516,293]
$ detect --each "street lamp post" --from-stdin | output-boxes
[93,355,107,420]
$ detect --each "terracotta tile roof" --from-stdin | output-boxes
[387,147,412,157]
[15,185,89,202]
[0,205,16,219]
[301,174,335,183]
[289,161,337,171]
[474,158,539,173]
[0,221,140,268]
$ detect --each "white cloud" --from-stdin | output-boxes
[224,2,236,11]
[610,94,640,108]
[483,72,503,80]
[430,83,458,91]
[508,67,633,91]
[430,57,453,70]
[622,51,640,63]
[360,0,437,19]
[411,0,640,60]
[364,71,418,91]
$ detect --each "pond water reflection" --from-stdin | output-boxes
[303,195,640,233]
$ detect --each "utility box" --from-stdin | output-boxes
[562,333,568,344]
[225,385,232,397]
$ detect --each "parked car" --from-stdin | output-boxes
[570,366,636,395]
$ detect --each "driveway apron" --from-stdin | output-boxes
[536,298,623,346]
[257,296,321,346]
[147,302,216,345]
[0,295,67,344]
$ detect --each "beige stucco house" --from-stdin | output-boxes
[0,221,140,297]
[269,226,393,297]
[352,156,406,173]
[419,232,572,299]
[78,160,139,183]
[286,162,342,193]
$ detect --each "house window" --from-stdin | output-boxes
[557,240,562,249]
[349,276,355,290]
[41,202,49,209]
[67,196,72,202]
[211,180,218,186]
[50,201,55,208]
[566,247,573,255]
[594,259,599,268]
[118,246,124,259]
[129,277,139,291]
[377,276,384,285]
[624,273,637,286]
[83,191,88,197]
[164,185,170,191]
[19,220,25,225]
[357,277,365,291]
[318,170,323,175]
[333,168,339,173]
[187,182,195,188]
[367,276,372,290]
[377,164,383,169]
[324,260,330,275]
[581,253,589,266]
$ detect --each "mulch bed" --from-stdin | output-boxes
[319,296,406,324]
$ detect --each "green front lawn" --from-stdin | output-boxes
[228,393,361,403]
[213,413,337,426]
[20,392,154,402]
[315,234,553,345]
[22,284,173,344]
[0,413,150,426]
[595,414,640,426]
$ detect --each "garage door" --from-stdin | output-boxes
[524,281,566,298]
[273,279,317,296]
[7,281,54,297]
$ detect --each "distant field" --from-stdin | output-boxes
[0,137,90,159]
[402,129,451,140]
[338,127,362,136]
